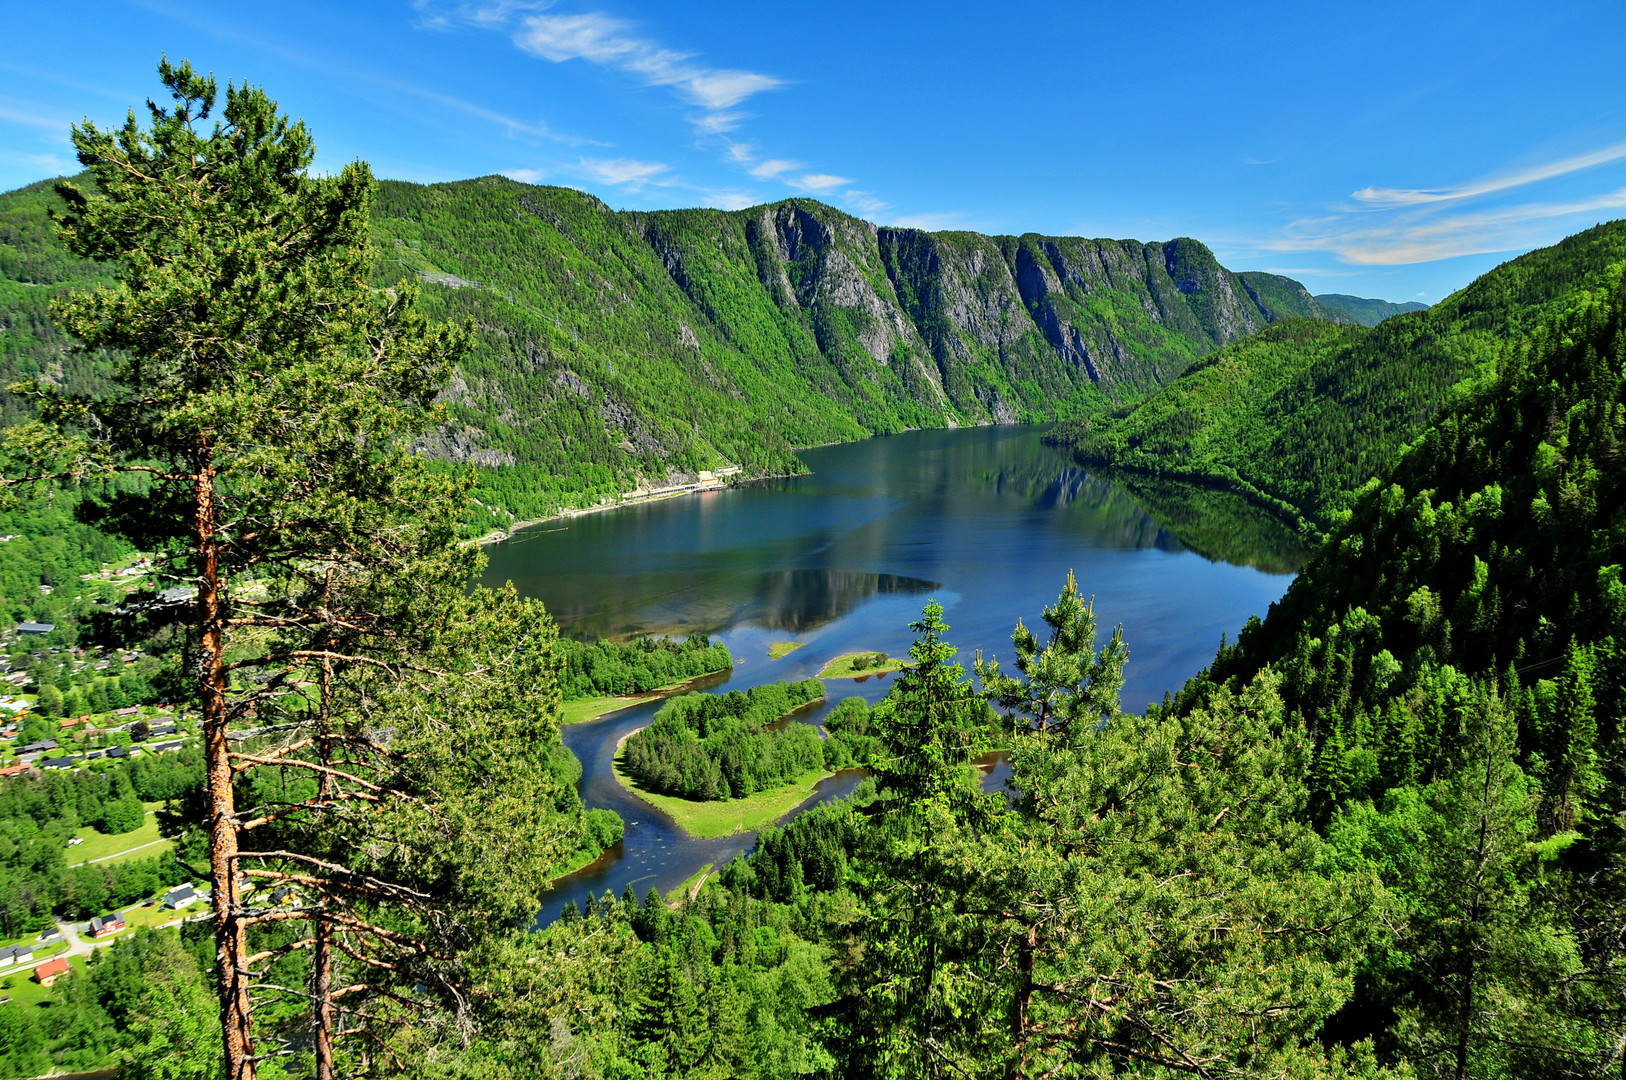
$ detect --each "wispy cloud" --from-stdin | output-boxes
[747,158,799,180]
[1275,186,1626,265]
[699,189,759,211]
[576,156,670,189]
[506,10,781,126]
[1353,140,1626,207]
[1252,138,1626,267]
[888,211,970,231]
[788,173,851,194]
[502,167,548,184]
[843,191,891,216]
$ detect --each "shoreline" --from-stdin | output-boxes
[561,668,731,726]
[473,423,1041,548]
[473,470,803,547]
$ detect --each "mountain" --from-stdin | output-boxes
[1,172,1376,536]
[368,177,1331,532]
[1048,219,1626,531]
[1313,293,1429,326]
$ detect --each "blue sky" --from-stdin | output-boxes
[4,1,1625,302]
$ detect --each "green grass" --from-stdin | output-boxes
[560,672,729,726]
[86,900,188,942]
[70,805,175,867]
[69,810,162,864]
[817,651,907,680]
[767,641,805,660]
[613,735,831,839]
[547,845,611,882]
[0,953,85,1008]
[666,863,714,904]
[561,694,647,726]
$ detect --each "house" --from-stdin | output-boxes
[88,913,125,939]
[148,739,184,754]
[113,706,141,718]
[36,927,60,943]
[163,883,200,909]
[0,944,33,967]
[0,763,32,779]
[40,756,79,770]
[33,956,70,985]
[18,740,56,755]
[16,622,54,636]
[146,722,179,738]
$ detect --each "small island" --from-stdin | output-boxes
[816,651,905,679]
[557,634,733,724]
[614,680,850,838]
[767,641,805,660]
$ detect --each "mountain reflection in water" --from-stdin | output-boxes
[482,425,1311,920]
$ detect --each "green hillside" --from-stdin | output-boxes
[1163,257,1626,1076]
[4,172,1374,540]
[1049,218,1626,530]
[1314,292,1429,326]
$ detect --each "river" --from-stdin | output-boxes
[480,425,1310,917]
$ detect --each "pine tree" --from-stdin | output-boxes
[2,60,578,1077]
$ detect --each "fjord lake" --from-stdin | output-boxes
[481,425,1310,917]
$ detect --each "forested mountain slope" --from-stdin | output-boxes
[1314,293,1429,326]
[1158,262,1626,1072]
[367,176,1333,530]
[2,172,1374,537]
[1048,218,1626,529]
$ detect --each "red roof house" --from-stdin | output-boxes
[33,956,70,985]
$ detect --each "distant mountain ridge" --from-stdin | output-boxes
[1313,293,1429,326]
[1047,218,1626,531]
[2,171,1415,532]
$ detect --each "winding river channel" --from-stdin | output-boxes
[480,425,1312,918]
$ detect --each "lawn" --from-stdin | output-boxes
[70,806,173,866]
[561,694,647,726]
[560,672,724,726]
[666,863,714,904]
[613,735,830,839]
[767,641,805,660]
[817,651,907,680]
[86,900,190,942]
[0,953,86,1009]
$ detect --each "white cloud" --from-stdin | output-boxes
[1274,187,1626,265]
[510,11,782,127]
[691,111,745,134]
[700,190,759,211]
[843,191,891,216]
[747,158,799,180]
[577,156,670,188]
[887,211,970,231]
[502,167,548,183]
[1353,139,1626,207]
[789,173,851,194]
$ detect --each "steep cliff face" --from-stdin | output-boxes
[0,172,1332,527]
[355,177,1344,521]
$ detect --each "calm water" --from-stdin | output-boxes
[481,425,1308,916]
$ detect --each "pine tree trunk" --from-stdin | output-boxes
[313,921,335,1080]
[1005,919,1037,1080]
[199,457,256,1080]
[313,613,336,1080]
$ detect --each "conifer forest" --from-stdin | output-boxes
[0,45,1623,1080]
